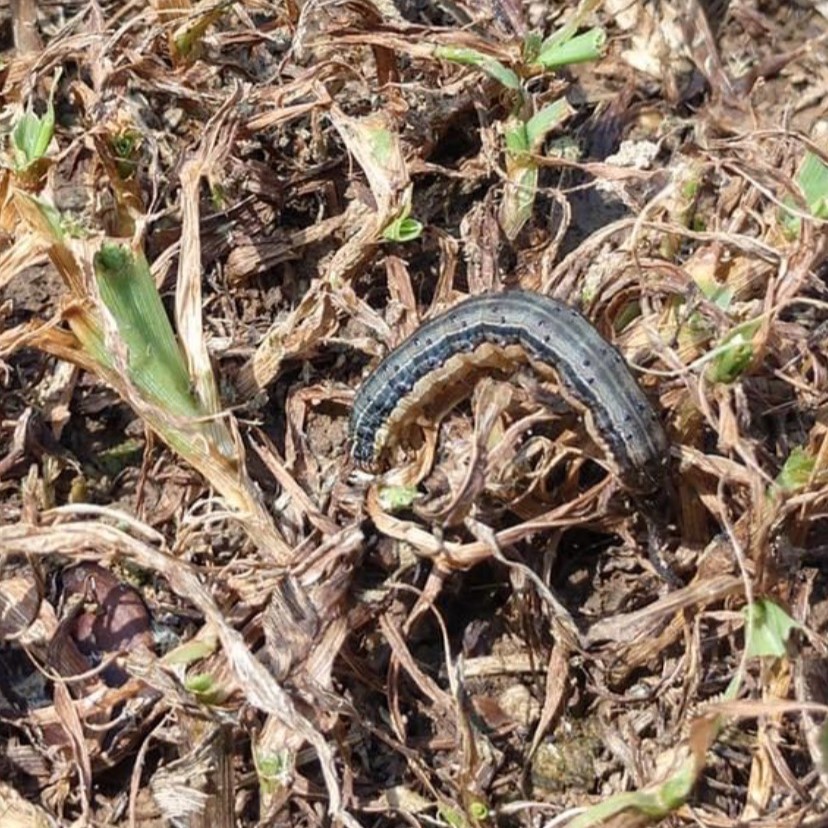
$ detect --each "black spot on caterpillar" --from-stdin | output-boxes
[349,291,668,493]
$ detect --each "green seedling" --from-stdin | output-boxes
[161,631,220,667]
[535,27,606,69]
[109,128,141,180]
[743,599,801,659]
[500,99,574,238]
[383,206,423,242]
[185,672,232,705]
[780,149,828,237]
[773,446,817,494]
[433,45,521,90]
[705,318,762,384]
[377,484,420,511]
[12,73,59,172]
[435,1,601,237]
[256,751,292,796]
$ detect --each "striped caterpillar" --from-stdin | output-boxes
[349,291,668,493]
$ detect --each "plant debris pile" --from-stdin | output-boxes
[1,0,827,826]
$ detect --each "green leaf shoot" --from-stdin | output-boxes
[743,598,801,659]
[434,45,521,90]
[535,27,606,70]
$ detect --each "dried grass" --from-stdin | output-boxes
[1,0,827,826]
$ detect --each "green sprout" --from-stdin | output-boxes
[382,214,424,243]
[434,3,602,238]
[12,70,61,172]
[535,27,607,69]
[742,599,801,659]
[109,128,141,179]
[705,319,762,384]
[780,150,828,237]
[433,45,521,90]
[185,673,231,705]
[773,446,817,494]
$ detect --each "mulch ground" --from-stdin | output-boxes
[1,1,828,826]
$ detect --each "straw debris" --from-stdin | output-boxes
[1,1,827,826]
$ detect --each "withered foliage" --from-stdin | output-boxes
[1,0,827,826]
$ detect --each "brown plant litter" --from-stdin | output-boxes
[1,1,828,826]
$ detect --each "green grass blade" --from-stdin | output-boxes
[536,27,606,69]
[742,599,801,658]
[780,150,828,236]
[93,243,200,417]
[434,45,521,90]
